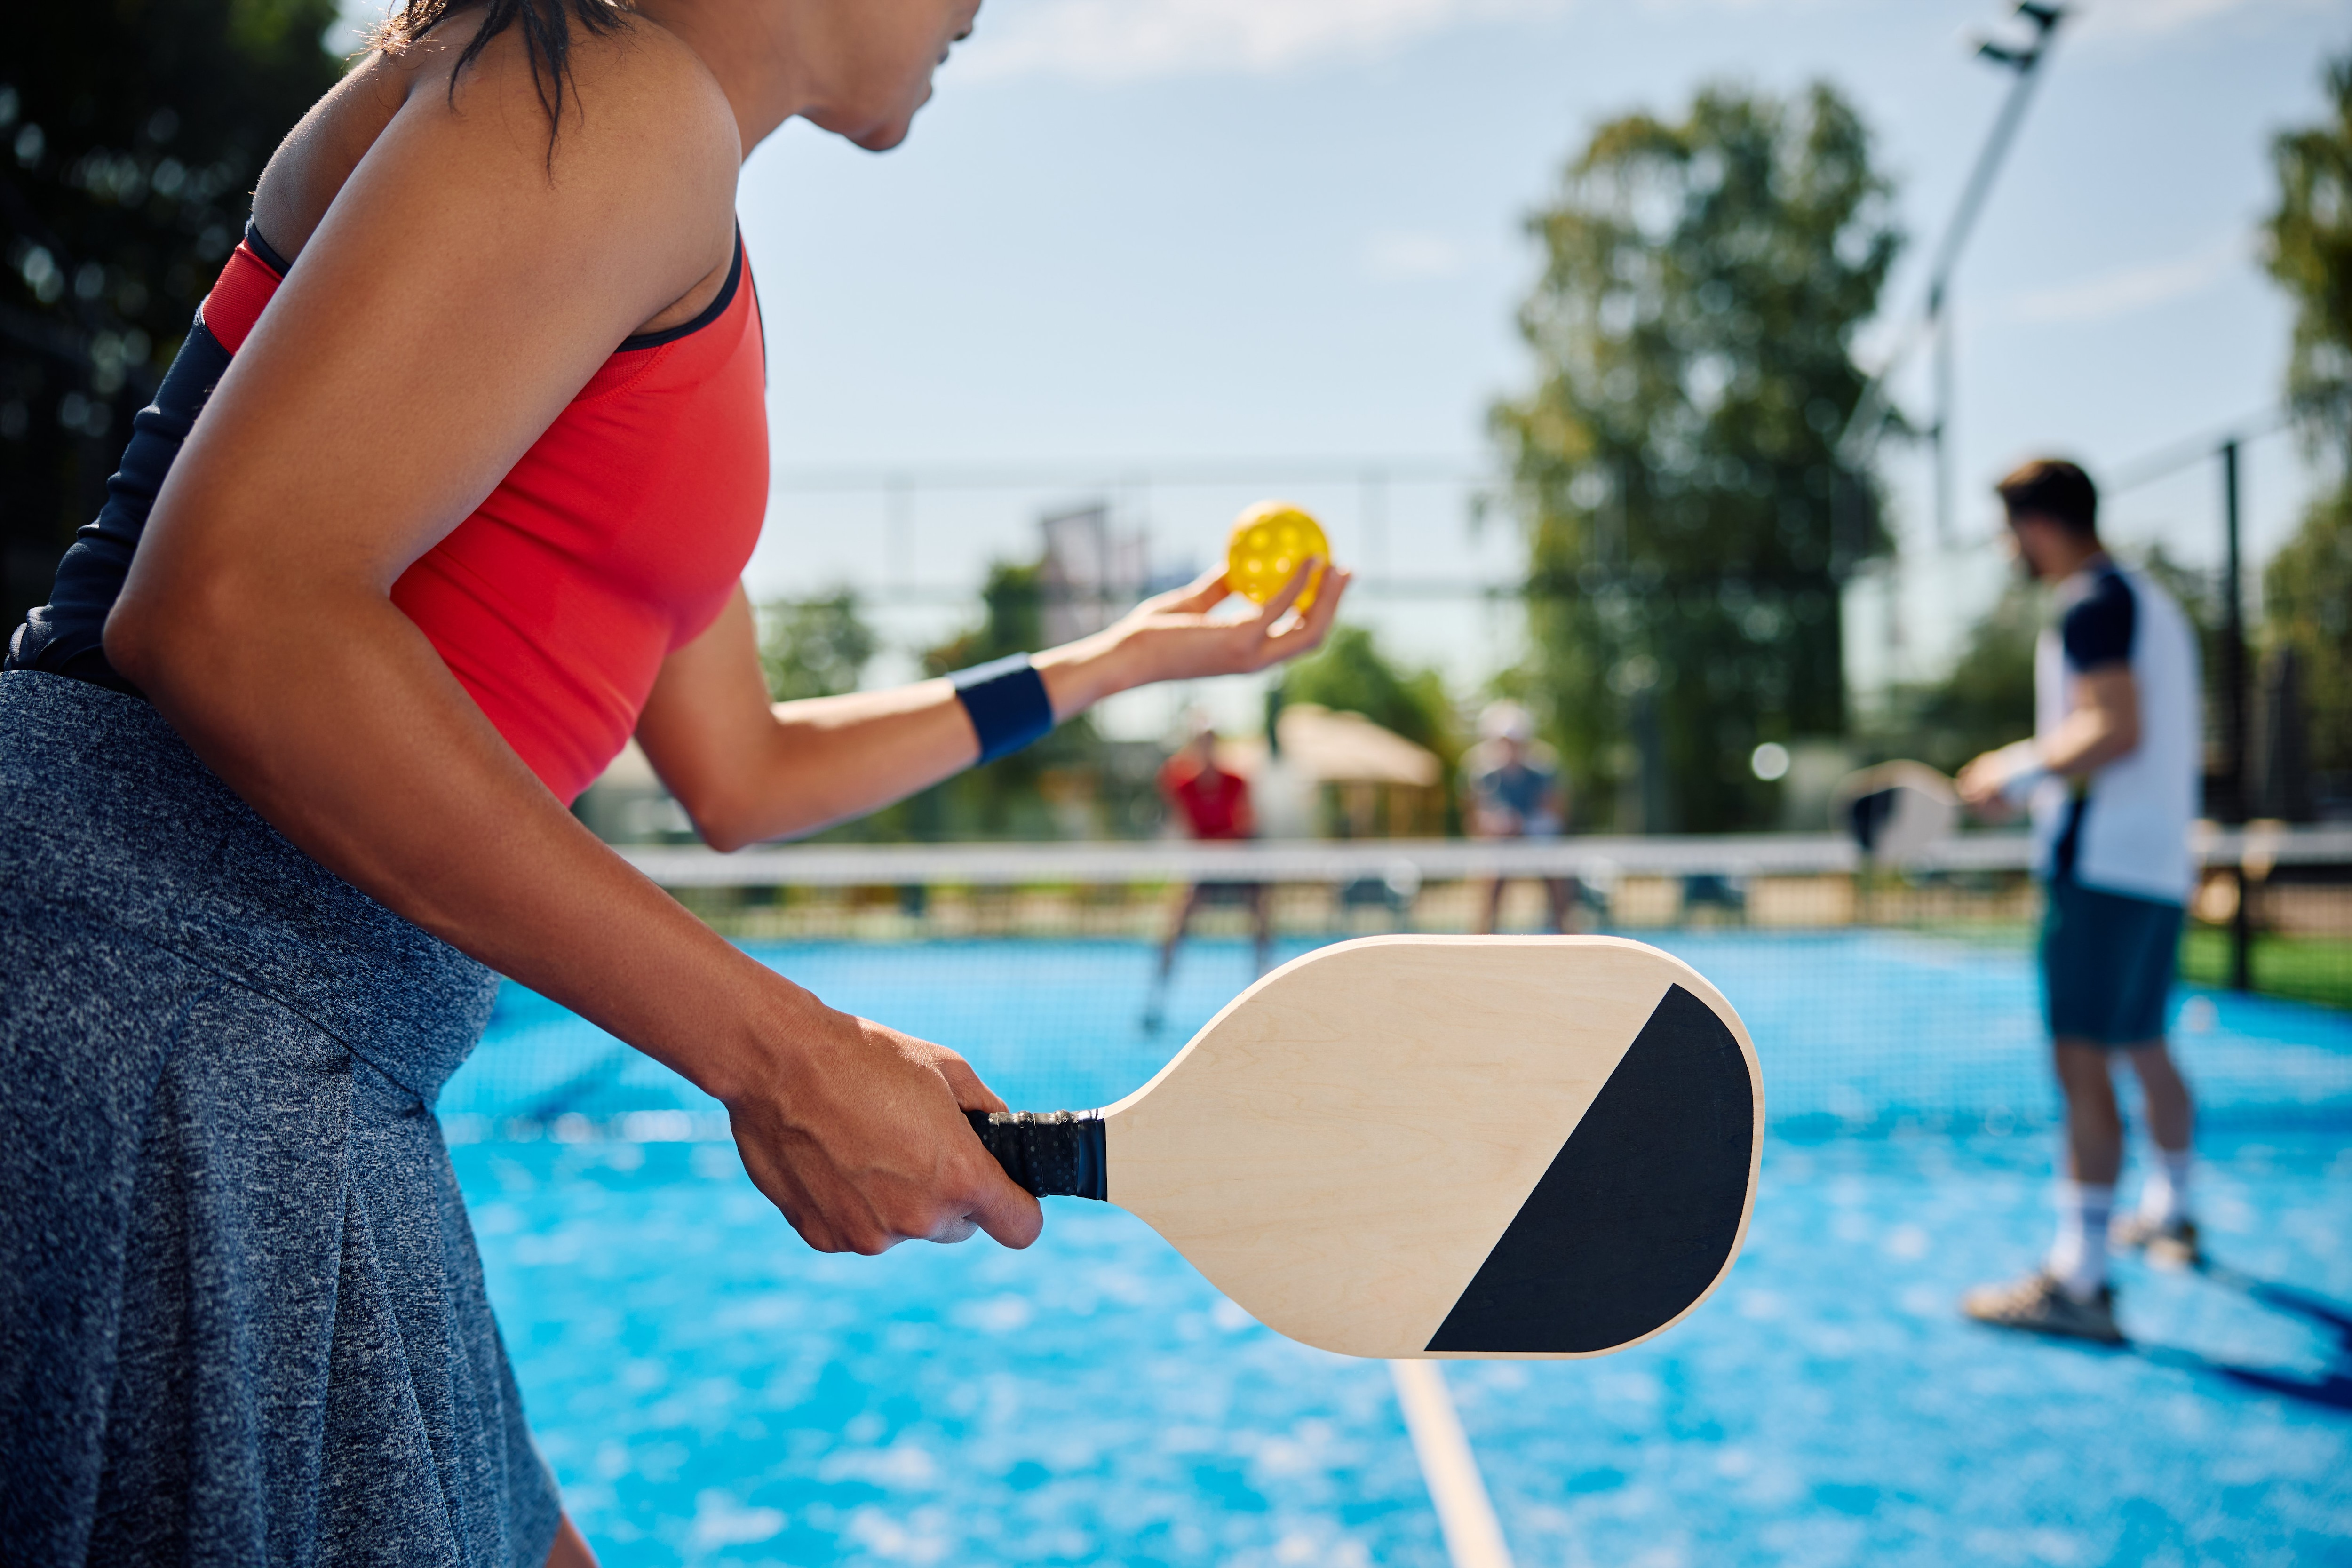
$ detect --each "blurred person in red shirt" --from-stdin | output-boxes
[1144,715,1272,1031]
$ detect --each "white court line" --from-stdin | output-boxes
[1390,1360,1515,1568]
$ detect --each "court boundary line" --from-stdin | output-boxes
[1391,1360,1516,1568]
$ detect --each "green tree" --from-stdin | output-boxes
[1493,82,1901,832]
[922,561,1108,838]
[758,590,876,701]
[1278,625,1456,763]
[920,560,1045,676]
[3,1,346,623]
[857,559,1106,840]
[1865,543,2220,779]
[1279,623,1463,832]
[789,560,1147,843]
[2261,50,2352,798]
[2266,53,2352,435]
[2262,490,2351,796]
[1862,584,2039,776]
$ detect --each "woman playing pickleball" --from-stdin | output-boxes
[0,2,1349,1560]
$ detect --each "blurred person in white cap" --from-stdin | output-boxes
[1463,700,1579,934]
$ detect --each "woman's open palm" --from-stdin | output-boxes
[1108,558,1353,686]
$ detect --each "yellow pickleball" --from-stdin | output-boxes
[1224,501,1329,610]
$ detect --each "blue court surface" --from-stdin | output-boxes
[445,935,2352,1565]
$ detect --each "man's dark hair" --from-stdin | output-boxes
[1995,458,2098,537]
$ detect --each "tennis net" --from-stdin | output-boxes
[438,827,2352,1141]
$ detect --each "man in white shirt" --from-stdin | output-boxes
[1955,459,2203,1345]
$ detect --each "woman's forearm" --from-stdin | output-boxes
[750,638,1149,839]
[725,680,985,846]
[641,564,1345,852]
[637,591,1154,850]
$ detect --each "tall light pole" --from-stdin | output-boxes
[1930,2,2066,544]
[1839,3,2066,547]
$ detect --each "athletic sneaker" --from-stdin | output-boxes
[1960,1271,2125,1345]
[2110,1213,2205,1269]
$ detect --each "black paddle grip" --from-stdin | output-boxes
[966,1110,1107,1202]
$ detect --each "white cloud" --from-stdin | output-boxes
[946,0,2323,85]
[1363,229,1471,281]
[2070,0,2332,41]
[957,0,1566,83]
[1994,232,2249,326]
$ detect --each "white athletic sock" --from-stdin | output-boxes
[2137,1148,2194,1226]
[2047,1181,2114,1302]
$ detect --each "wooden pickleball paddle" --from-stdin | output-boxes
[968,935,1761,1360]
[1831,761,1959,866]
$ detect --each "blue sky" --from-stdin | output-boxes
[714,0,2347,733]
[331,0,2344,732]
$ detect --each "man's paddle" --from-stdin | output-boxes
[967,935,1761,1360]
[1830,761,1959,866]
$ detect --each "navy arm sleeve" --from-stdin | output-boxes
[2060,570,2136,673]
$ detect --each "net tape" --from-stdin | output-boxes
[619,826,2352,889]
[437,828,2352,1142]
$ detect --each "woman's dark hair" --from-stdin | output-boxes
[1995,457,2099,538]
[374,0,632,143]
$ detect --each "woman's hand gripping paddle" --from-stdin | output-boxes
[968,935,1762,1360]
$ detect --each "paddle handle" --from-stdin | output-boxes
[966,1110,1107,1202]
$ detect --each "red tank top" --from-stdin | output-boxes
[1161,754,1252,841]
[199,231,767,804]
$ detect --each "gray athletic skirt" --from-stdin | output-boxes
[0,670,562,1566]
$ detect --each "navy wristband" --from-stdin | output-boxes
[950,653,1056,764]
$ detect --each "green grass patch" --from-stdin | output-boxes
[2180,927,2352,1011]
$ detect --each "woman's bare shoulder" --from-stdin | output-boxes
[431,14,736,175]
[258,11,738,272]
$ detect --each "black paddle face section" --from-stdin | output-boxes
[1426,984,1755,1354]
[1845,786,1898,855]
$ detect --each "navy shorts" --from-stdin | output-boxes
[2040,874,2184,1046]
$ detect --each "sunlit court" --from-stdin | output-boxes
[472,1122,2350,1566]
[449,891,2352,1565]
